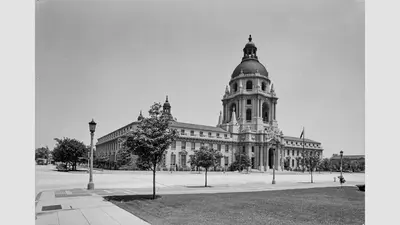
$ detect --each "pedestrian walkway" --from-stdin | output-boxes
[35,189,149,225]
[35,180,361,225]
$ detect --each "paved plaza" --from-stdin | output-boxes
[35,165,364,225]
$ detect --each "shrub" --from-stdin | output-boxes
[338,175,346,184]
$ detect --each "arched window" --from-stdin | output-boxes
[261,82,266,91]
[233,83,238,92]
[246,108,252,121]
[246,80,252,90]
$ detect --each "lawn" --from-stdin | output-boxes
[105,187,365,225]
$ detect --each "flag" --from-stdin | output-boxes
[300,127,304,139]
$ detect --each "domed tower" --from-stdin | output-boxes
[221,35,278,133]
[162,95,174,120]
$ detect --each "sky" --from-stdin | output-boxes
[36,0,365,158]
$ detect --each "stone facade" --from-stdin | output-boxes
[95,36,324,171]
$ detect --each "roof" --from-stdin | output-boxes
[331,155,365,160]
[170,121,228,133]
[283,136,321,144]
[231,59,269,78]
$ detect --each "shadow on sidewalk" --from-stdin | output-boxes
[104,195,161,202]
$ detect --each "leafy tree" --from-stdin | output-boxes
[301,151,321,183]
[318,158,331,171]
[189,146,223,187]
[295,156,303,171]
[35,146,50,161]
[123,102,179,199]
[115,147,132,169]
[229,151,251,172]
[52,137,88,171]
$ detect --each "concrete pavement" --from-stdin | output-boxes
[35,179,363,225]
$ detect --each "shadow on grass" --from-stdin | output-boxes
[104,195,161,202]
[185,186,213,188]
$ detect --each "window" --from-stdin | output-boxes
[191,142,195,150]
[292,150,294,156]
[217,133,220,137]
[261,82,266,91]
[190,130,194,136]
[247,99,252,105]
[246,109,252,121]
[292,159,294,167]
[224,134,228,138]
[208,132,212,137]
[181,129,185,135]
[181,141,186,150]
[225,145,229,153]
[251,146,254,153]
[297,150,299,156]
[246,80,252,90]
[201,142,205,147]
[233,83,238,92]
[200,131,204,137]
[224,156,229,166]
[217,144,221,151]
[171,141,176,150]
[181,155,187,167]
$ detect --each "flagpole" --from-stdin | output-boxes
[302,127,305,173]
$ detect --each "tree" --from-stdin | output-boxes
[115,147,132,169]
[35,146,50,161]
[318,158,331,171]
[229,151,251,172]
[52,137,88,171]
[189,146,223,187]
[123,102,179,199]
[283,156,291,171]
[301,151,321,183]
[294,156,302,171]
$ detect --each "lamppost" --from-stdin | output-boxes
[272,148,276,184]
[340,150,343,177]
[87,119,97,190]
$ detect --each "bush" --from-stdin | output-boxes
[356,184,365,192]
[338,175,346,184]
[56,163,67,171]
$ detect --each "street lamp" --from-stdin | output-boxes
[272,148,276,184]
[340,150,343,177]
[87,119,97,190]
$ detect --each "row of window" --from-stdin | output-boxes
[232,80,268,93]
[284,150,320,157]
[286,141,319,148]
[99,125,133,143]
[171,141,230,153]
[181,130,231,139]
[165,154,230,167]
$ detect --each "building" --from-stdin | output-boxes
[95,36,323,171]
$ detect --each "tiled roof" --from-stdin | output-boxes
[283,136,321,144]
[170,121,228,133]
[331,155,365,160]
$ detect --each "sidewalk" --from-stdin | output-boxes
[35,181,361,225]
[35,189,149,225]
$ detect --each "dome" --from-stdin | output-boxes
[231,35,268,78]
[231,59,268,78]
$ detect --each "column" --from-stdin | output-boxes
[260,146,263,170]
[247,144,252,171]
[255,97,258,118]
[274,102,277,120]
[242,98,246,122]
[265,144,269,172]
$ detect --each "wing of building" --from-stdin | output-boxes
[95,35,324,171]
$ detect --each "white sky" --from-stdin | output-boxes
[36,0,365,158]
